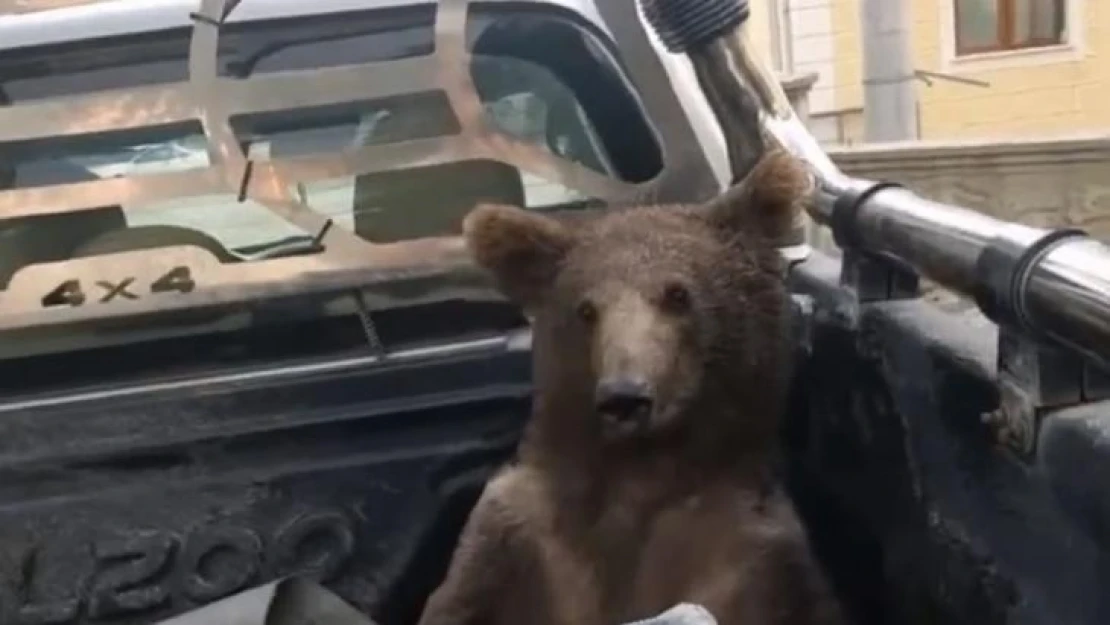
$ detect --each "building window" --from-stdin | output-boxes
[954,0,1066,56]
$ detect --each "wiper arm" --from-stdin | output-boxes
[233,219,333,261]
[234,235,324,261]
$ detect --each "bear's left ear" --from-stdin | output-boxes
[463,203,575,309]
[701,150,811,246]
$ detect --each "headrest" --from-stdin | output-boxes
[352,159,526,243]
[0,209,127,289]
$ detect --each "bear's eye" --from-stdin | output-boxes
[661,282,692,314]
[576,299,598,325]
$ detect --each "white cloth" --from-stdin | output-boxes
[621,603,718,625]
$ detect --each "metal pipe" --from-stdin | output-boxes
[839,164,1110,367]
[852,188,1043,294]
[1024,240,1110,364]
[638,0,1110,369]
[639,0,822,249]
[686,40,767,186]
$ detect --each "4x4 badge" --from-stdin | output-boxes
[41,267,196,308]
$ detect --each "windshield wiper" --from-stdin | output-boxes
[233,218,333,261]
[234,234,324,260]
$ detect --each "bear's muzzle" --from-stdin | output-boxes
[595,375,654,434]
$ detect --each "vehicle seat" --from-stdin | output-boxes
[71,225,239,263]
[0,113,130,288]
[0,209,128,289]
[351,159,526,243]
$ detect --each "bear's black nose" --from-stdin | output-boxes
[595,377,654,424]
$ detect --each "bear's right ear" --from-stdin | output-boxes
[463,203,575,308]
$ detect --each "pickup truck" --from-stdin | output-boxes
[2,0,1109,624]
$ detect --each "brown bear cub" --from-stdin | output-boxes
[417,151,847,625]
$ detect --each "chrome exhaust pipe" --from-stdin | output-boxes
[639,0,1110,368]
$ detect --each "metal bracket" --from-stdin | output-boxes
[830,178,920,303]
[985,326,1110,456]
[839,248,920,303]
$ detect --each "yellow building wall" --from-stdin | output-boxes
[828,0,1110,140]
[832,0,863,113]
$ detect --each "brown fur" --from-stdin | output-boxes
[418,151,846,625]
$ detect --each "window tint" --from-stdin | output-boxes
[0,29,190,101]
[218,4,437,77]
[0,5,439,101]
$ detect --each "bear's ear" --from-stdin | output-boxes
[463,203,575,308]
[701,150,811,245]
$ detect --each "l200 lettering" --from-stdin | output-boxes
[4,509,358,624]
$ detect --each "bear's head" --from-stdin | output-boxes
[464,151,809,458]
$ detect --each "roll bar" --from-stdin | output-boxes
[640,0,1110,370]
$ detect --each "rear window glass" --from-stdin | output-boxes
[0,3,662,261]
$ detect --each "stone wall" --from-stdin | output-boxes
[827,133,1110,236]
[813,132,1110,303]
